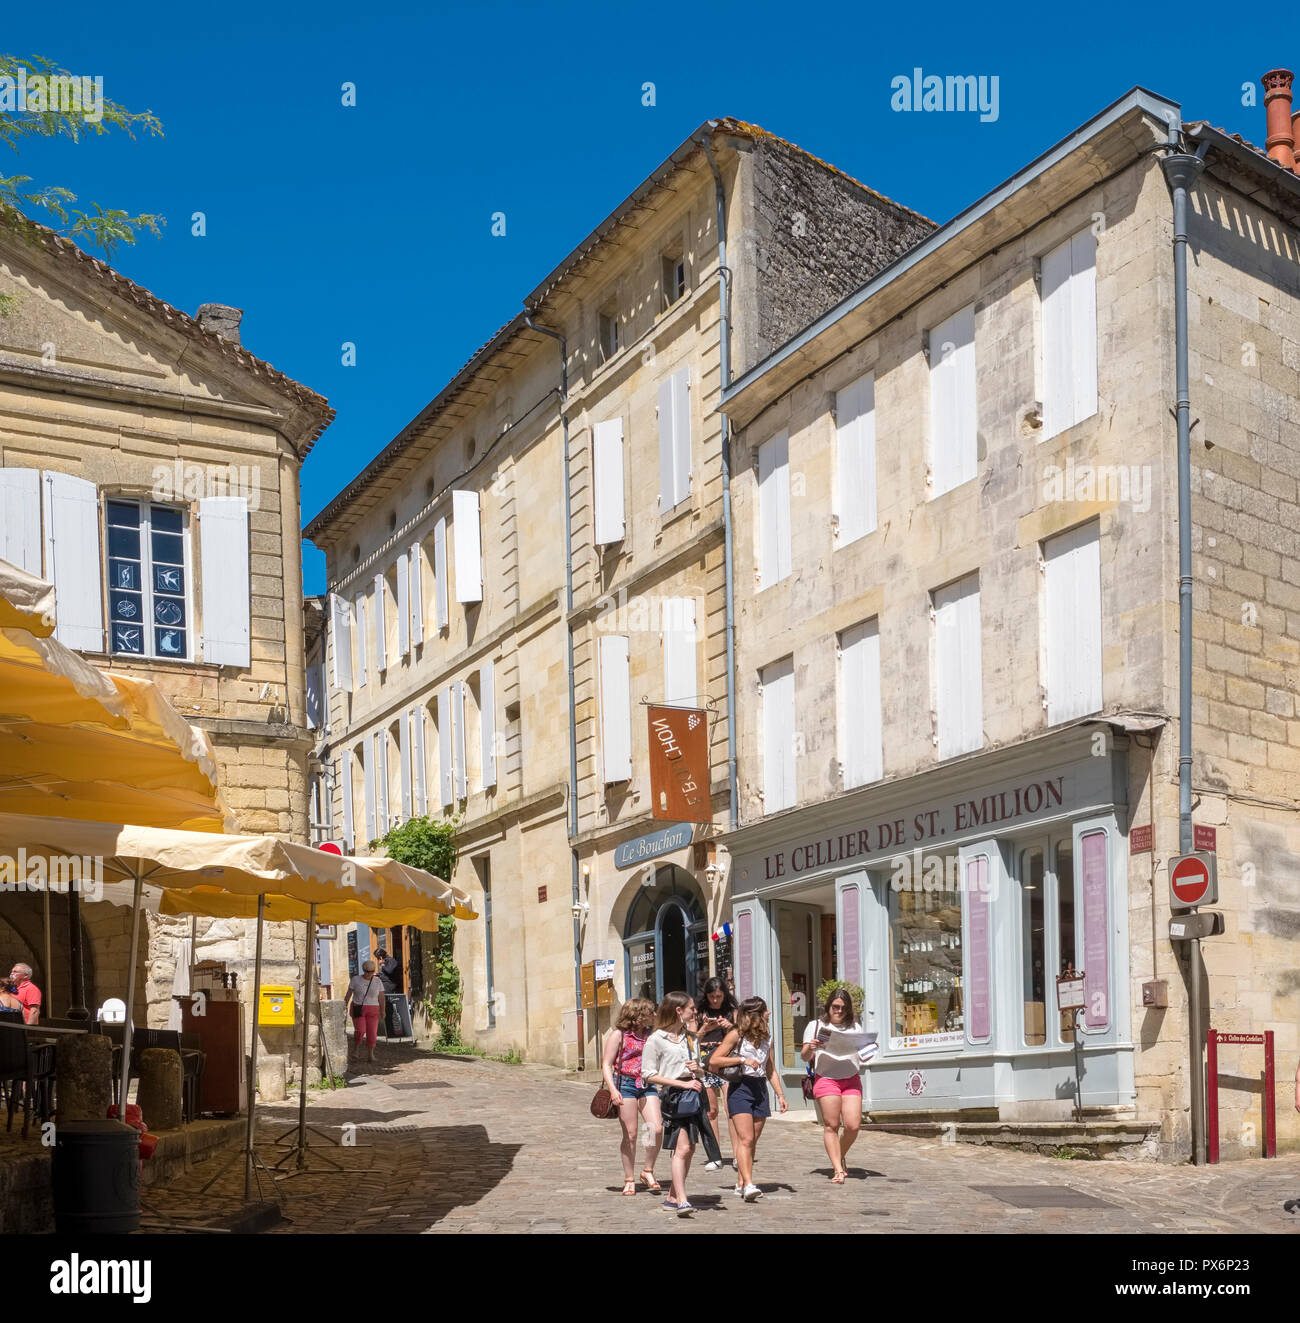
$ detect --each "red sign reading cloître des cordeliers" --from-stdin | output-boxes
[647,705,711,824]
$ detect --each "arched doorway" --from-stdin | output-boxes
[622,865,706,1004]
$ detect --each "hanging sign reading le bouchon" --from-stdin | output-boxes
[1170,851,1218,912]
[614,822,694,870]
[647,705,712,824]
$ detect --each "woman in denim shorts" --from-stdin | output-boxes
[600,997,663,1196]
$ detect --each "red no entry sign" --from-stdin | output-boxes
[1170,851,1218,910]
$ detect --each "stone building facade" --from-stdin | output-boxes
[0,221,331,1077]
[719,87,1300,1159]
[306,118,931,1066]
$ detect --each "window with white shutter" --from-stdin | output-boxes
[0,467,41,572]
[928,305,977,497]
[355,593,368,687]
[757,430,792,589]
[1044,521,1102,723]
[657,367,691,513]
[1040,229,1098,440]
[363,741,377,844]
[306,660,323,731]
[340,750,355,851]
[408,543,424,645]
[453,680,468,800]
[599,635,632,783]
[396,555,410,658]
[375,730,390,833]
[934,574,982,758]
[199,497,249,667]
[433,518,449,628]
[452,490,482,603]
[42,472,103,652]
[437,687,454,808]
[103,497,191,660]
[329,593,353,691]
[372,574,388,674]
[593,417,626,545]
[839,620,882,789]
[480,659,496,789]
[834,373,877,546]
[661,597,697,707]
[399,711,412,820]
[411,705,428,815]
[761,656,796,814]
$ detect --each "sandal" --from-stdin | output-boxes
[831,1169,847,1184]
[621,1179,637,1196]
[639,1170,662,1194]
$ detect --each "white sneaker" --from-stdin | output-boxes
[742,1183,762,1202]
[734,1183,744,1196]
[704,1160,721,1171]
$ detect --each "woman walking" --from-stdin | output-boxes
[600,997,663,1196]
[801,985,867,1184]
[641,991,708,1216]
[345,960,384,1063]
[693,977,736,1172]
[710,997,787,1202]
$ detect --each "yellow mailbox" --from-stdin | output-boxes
[259,984,295,1026]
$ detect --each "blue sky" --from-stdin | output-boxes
[4,3,1282,592]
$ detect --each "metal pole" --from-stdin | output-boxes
[42,889,53,1013]
[295,905,317,1169]
[67,886,87,1020]
[118,868,145,1120]
[1206,1027,1219,1163]
[244,893,265,1202]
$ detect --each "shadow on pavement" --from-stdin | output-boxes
[408,1124,524,1224]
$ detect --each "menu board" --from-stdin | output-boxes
[1081,830,1109,1028]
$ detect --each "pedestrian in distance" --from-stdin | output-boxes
[345,960,384,1063]
[600,996,663,1196]
[710,996,788,1202]
[693,976,737,1171]
[6,962,40,1025]
[802,985,868,1183]
[641,991,709,1216]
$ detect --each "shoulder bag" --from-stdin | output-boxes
[350,976,376,1019]
[591,1030,622,1119]
[714,1033,747,1087]
[801,1020,820,1100]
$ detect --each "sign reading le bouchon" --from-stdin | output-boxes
[614,822,694,870]
[648,705,711,824]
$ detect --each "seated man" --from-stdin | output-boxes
[7,963,40,1025]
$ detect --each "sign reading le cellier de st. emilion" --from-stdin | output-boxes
[647,706,711,825]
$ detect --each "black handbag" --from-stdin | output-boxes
[663,1084,702,1118]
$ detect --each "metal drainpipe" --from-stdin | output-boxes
[701,131,739,837]
[1160,135,1207,1163]
[524,309,584,1070]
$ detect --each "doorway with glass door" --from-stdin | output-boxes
[772,897,829,1098]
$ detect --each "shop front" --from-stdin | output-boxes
[621,864,710,1003]
[727,726,1136,1117]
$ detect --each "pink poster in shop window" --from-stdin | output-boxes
[840,885,861,987]
[1081,831,1109,1028]
[966,855,991,1041]
[736,911,754,1000]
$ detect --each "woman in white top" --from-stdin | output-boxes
[345,960,385,1063]
[709,996,787,1202]
[800,986,868,1183]
[640,991,707,1216]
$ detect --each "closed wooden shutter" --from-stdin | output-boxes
[399,710,412,820]
[396,555,410,658]
[411,705,428,815]
[835,372,877,545]
[757,430,791,588]
[599,635,632,783]
[480,659,496,788]
[433,518,449,628]
[42,471,103,652]
[657,367,691,511]
[306,659,323,730]
[329,593,353,691]
[661,596,697,706]
[452,490,482,603]
[453,680,468,800]
[928,305,977,496]
[1045,521,1102,723]
[340,750,355,851]
[372,574,387,673]
[437,687,454,808]
[0,467,41,572]
[935,574,982,758]
[1069,230,1098,427]
[355,593,368,687]
[1041,230,1098,439]
[363,741,376,844]
[409,543,424,645]
[761,656,796,813]
[593,417,625,544]
[377,731,391,834]
[840,620,882,789]
[199,497,250,667]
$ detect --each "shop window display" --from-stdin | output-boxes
[888,851,964,1047]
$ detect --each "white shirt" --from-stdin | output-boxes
[348,974,385,1007]
[640,1029,693,1085]
[803,1019,865,1079]
[738,1036,770,1078]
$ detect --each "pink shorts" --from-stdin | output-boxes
[812,1074,863,1100]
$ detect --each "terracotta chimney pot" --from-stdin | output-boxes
[1263,69,1296,169]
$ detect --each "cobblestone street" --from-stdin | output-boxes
[142,1045,1300,1235]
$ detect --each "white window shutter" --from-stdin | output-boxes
[593,418,626,544]
[396,555,410,658]
[453,680,468,800]
[363,741,376,845]
[409,543,424,645]
[198,497,250,667]
[599,635,632,783]
[1046,522,1102,723]
[372,574,387,673]
[340,750,355,851]
[1040,238,1073,440]
[657,378,675,513]
[452,490,482,603]
[376,730,390,832]
[662,597,697,706]
[1070,229,1098,427]
[761,656,795,814]
[835,373,877,545]
[355,594,368,687]
[306,660,323,730]
[42,471,103,651]
[437,687,454,808]
[411,706,428,815]
[433,518,449,628]
[958,582,983,754]
[671,368,691,507]
[480,659,497,788]
[935,575,982,758]
[0,468,41,572]
[757,431,791,588]
[399,710,412,820]
[329,593,353,691]
[929,305,977,496]
[841,620,882,789]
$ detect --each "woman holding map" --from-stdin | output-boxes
[801,986,875,1184]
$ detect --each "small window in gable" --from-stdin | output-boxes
[599,308,620,363]
[661,250,686,310]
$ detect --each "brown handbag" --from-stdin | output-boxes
[590,1085,619,1119]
